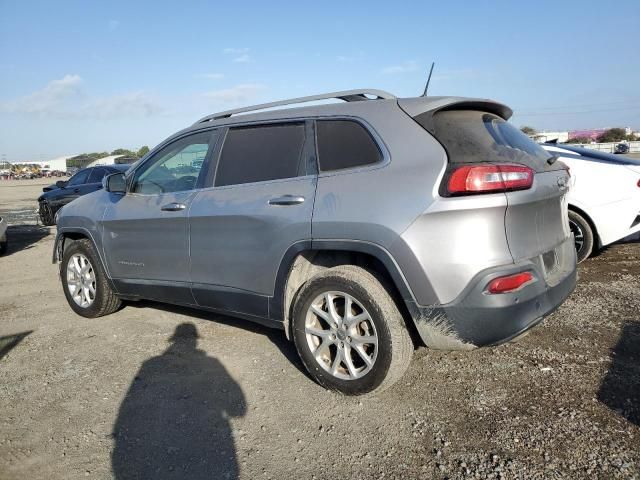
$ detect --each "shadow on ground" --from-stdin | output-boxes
[127,300,306,376]
[112,322,246,479]
[0,331,33,361]
[598,321,640,426]
[1,225,50,257]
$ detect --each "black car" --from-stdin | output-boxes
[615,143,630,154]
[38,165,129,225]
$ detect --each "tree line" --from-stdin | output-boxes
[67,146,150,168]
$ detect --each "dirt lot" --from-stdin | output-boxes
[0,180,638,480]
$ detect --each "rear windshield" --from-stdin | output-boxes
[420,110,553,171]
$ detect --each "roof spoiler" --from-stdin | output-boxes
[398,97,513,134]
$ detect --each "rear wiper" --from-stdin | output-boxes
[547,155,559,165]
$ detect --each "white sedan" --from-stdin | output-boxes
[543,144,640,262]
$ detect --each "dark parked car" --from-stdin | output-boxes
[38,165,129,225]
[615,143,630,154]
[43,180,65,192]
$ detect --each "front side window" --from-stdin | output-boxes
[88,167,108,183]
[215,123,306,187]
[67,169,90,186]
[316,120,382,172]
[132,131,215,194]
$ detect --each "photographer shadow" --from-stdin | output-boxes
[598,321,640,426]
[111,322,246,479]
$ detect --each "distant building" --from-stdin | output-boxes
[86,155,124,167]
[532,131,569,143]
[43,155,73,172]
[86,154,137,167]
[14,155,73,173]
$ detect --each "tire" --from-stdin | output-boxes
[61,238,121,318]
[291,265,413,395]
[39,201,56,226]
[0,237,6,255]
[568,210,594,263]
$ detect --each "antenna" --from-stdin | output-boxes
[422,62,435,97]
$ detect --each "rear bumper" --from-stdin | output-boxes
[407,236,577,350]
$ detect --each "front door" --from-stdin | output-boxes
[101,130,219,303]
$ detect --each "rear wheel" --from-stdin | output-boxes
[291,265,413,395]
[568,210,594,263]
[61,238,121,317]
[0,234,6,255]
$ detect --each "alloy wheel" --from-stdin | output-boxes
[569,219,585,254]
[66,253,96,308]
[305,291,378,380]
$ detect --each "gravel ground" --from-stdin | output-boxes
[0,180,638,480]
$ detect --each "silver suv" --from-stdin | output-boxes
[54,89,577,395]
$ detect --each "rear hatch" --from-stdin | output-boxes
[418,108,571,267]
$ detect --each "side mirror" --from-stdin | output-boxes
[55,180,67,188]
[103,173,126,194]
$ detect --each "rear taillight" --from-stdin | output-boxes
[486,271,535,294]
[445,163,534,196]
[637,178,640,188]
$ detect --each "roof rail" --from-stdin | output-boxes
[193,89,396,125]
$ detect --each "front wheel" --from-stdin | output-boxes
[568,210,595,263]
[39,201,56,226]
[291,265,413,395]
[61,238,121,317]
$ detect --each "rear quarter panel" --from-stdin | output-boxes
[312,103,448,305]
[312,104,446,248]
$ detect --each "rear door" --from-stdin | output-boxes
[101,130,218,302]
[189,121,316,317]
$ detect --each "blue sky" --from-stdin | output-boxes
[1,0,639,161]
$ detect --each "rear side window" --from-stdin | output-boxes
[316,120,382,172]
[423,110,553,172]
[215,123,306,187]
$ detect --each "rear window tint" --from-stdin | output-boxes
[316,120,382,171]
[215,123,306,187]
[422,110,553,171]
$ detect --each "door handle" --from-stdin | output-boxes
[268,195,305,206]
[73,188,80,193]
[161,202,187,211]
